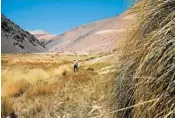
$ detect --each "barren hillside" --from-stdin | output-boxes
[1,15,47,53]
[46,10,136,54]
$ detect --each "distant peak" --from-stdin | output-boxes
[29,30,49,35]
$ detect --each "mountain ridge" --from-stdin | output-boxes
[1,14,47,53]
[46,10,136,54]
[1,10,135,54]
[29,30,56,40]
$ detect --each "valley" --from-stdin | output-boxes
[2,53,116,117]
[1,0,175,117]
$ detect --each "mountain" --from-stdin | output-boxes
[1,10,135,54]
[29,30,56,41]
[46,10,136,54]
[1,14,47,53]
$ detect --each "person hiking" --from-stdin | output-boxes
[73,60,78,72]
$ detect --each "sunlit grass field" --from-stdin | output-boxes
[2,53,116,118]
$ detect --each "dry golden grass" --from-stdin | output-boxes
[1,97,15,117]
[1,53,115,118]
[2,1,174,117]
[26,83,58,97]
[112,0,175,118]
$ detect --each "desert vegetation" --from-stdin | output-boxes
[1,0,175,118]
[112,0,175,118]
[1,53,116,118]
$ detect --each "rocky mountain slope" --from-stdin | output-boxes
[1,14,47,53]
[46,10,136,54]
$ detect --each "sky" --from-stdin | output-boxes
[2,0,131,35]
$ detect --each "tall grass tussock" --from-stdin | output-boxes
[113,0,175,118]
